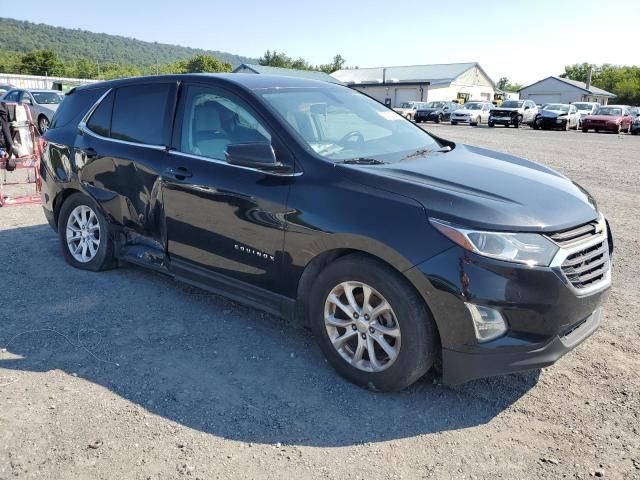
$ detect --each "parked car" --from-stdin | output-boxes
[42,74,613,391]
[571,102,600,127]
[0,83,13,96]
[393,101,426,121]
[450,101,494,126]
[1,88,62,133]
[533,104,580,131]
[488,99,538,127]
[581,105,633,134]
[630,107,640,135]
[414,101,460,123]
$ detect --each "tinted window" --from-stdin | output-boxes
[177,84,271,161]
[50,87,107,130]
[111,83,173,145]
[87,91,114,137]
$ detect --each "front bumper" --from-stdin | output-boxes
[489,116,514,125]
[583,122,618,131]
[535,117,567,129]
[406,236,612,384]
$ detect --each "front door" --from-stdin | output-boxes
[162,83,294,311]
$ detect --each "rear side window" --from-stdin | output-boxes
[86,91,114,137]
[50,87,106,130]
[110,83,173,145]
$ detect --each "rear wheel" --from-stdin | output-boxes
[58,192,116,271]
[310,254,438,391]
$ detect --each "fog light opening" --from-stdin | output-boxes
[465,303,508,343]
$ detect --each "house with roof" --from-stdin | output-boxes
[518,76,615,105]
[330,62,496,107]
[232,63,344,85]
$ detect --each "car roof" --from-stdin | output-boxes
[73,73,345,93]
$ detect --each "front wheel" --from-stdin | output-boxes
[58,192,116,271]
[513,115,522,128]
[451,121,458,125]
[488,121,495,127]
[435,115,442,124]
[310,254,438,391]
[582,127,589,133]
[38,115,50,134]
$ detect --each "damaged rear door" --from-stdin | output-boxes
[76,81,177,266]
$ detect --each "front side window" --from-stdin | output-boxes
[3,90,20,102]
[110,83,173,145]
[260,86,441,162]
[178,84,271,161]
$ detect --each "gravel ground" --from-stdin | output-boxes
[1,125,639,479]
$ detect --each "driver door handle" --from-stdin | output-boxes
[166,166,192,179]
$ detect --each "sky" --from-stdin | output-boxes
[8,0,640,85]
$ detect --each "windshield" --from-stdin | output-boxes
[573,103,593,111]
[463,103,482,110]
[398,102,415,108]
[260,87,440,162]
[544,104,570,112]
[31,92,62,104]
[424,101,444,109]
[595,107,622,116]
[501,100,523,108]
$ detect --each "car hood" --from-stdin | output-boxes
[539,109,567,117]
[36,104,59,114]
[585,114,620,121]
[337,144,598,232]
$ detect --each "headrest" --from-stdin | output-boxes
[193,101,221,132]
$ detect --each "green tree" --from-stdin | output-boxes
[19,50,64,76]
[496,76,522,92]
[560,62,591,82]
[181,54,232,73]
[259,50,295,68]
[318,54,346,74]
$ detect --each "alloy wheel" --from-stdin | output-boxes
[324,281,401,372]
[39,116,49,133]
[66,205,101,263]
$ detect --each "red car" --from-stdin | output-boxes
[582,105,633,133]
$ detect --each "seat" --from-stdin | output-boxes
[191,101,229,159]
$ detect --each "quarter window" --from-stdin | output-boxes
[110,83,173,145]
[177,84,271,161]
[86,91,114,137]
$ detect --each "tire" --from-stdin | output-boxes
[435,114,442,124]
[309,254,438,392]
[57,192,116,272]
[451,121,458,125]
[533,122,539,130]
[582,127,589,133]
[38,115,50,134]
[513,115,522,128]
[595,129,600,133]
[488,121,495,127]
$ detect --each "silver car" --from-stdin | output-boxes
[1,88,62,133]
[450,101,494,126]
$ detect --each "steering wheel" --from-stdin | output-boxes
[338,130,364,146]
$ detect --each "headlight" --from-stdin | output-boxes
[430,219,559,266]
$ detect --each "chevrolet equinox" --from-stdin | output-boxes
[41,74,613,391]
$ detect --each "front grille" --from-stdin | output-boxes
[548,220,599,246]
[561,240,609,289]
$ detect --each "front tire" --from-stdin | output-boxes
[310,254,438,392]
[58,192,116,271]
[435,114,442,124]
[488,121,495,127]
[451,120,458,125]
[38,115,50,134]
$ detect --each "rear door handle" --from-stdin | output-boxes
[165,166,192,179]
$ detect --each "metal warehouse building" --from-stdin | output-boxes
[519,76,615,105]
[331,62,496,107]
[233,63,344,84]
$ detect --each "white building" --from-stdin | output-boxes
[0,72,97,91]
[519,76,615,105]
[331,62,496,107]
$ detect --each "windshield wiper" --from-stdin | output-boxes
[403,146,452,160]
[336,157,386,165]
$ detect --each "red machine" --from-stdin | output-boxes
[0,102,43,207]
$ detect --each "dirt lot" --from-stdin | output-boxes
[1,125,639,480]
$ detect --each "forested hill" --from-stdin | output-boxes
[0,17,256,68]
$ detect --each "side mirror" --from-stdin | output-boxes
[225,143,282,171]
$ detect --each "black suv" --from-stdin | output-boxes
[41,74,613,391]
[414,101,460,123]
